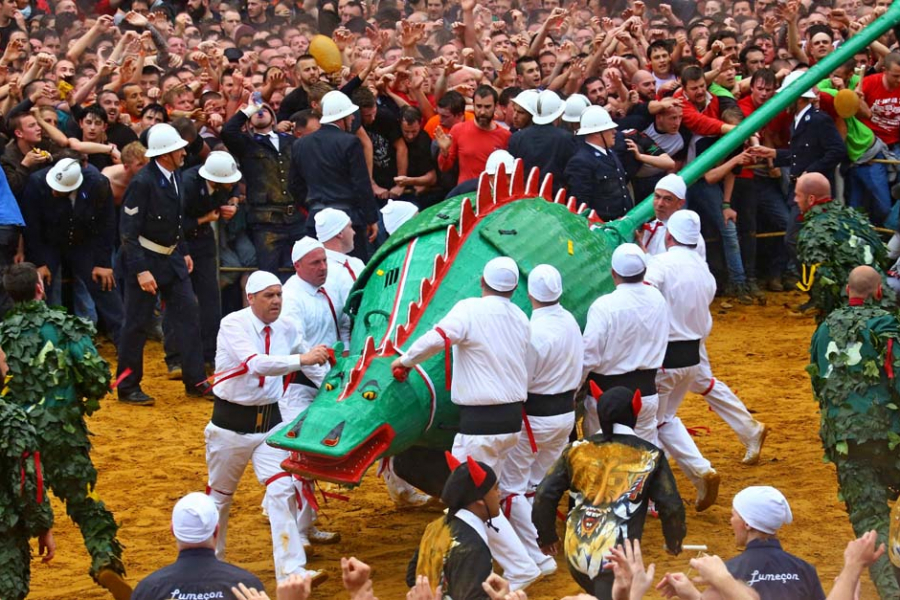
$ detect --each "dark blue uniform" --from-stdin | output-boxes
[726,539,826,600]
[508,123,577,191]
[290,123,379,260]
[564,141,633,221]
[21,164,124,344]
[131,548,264,600]
[116,160,205,397]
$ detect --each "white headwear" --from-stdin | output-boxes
[314,208,351,242]
[381,200,419,235]
[611,243,648,277]
[291,236,325,264]
[667,210,701,246]
[483,257,519,292]
[777,70,817,99]
[528,264,562,302]
[733,486,793,534]
[172,492,219,543]
[246,270,281,295]
[655,174,687,200]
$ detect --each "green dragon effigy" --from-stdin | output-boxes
[267,159,635,494]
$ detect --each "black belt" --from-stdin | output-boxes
[249,204,298,215]
[525,390,575,417]
[211,397,282,434]
[283,370,318,390]
[662,340,701,369]
[309,201,353,212]
[588,370,658,397]
[458,402,523,435]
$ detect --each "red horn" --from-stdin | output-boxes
[632,389,642,416]
[467,455,487,487]
[589,381,603,400]
[445,451,461,471]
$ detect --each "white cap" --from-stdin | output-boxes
[46,157,83,192]
[381,199,418,235]
[483,256,519,292]
[667,210,701,246]
[172,492,219,543]
[777,70,817,99]
[528,264,562,302]
[654,173,687,200]
[611,243,648,277]
[292,236,325,263]
[511,89,540,116]
[733,486,793,535]
[485,149,515,176]
[246,270,281,294]
[315,208,351,242]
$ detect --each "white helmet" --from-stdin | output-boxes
[511,89,540,116]
[777,69,817,99]
[532,90,565,125]
[576,105,617,135]
[563,94,591,123]
[46,157,83,193]
[199,151,242,184]
[485,149,515,175]
[145,123,188,158]
[320,90,359,124]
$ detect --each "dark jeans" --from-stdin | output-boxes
[249,219,306,280]
[164,239,220,365]
[847,154,893,226]
[733,177,789,281]
[687,180,746,285]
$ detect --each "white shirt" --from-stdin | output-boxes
[156,160,177,194]
[527,304,583,395]
[642,218,707,258]
[214,307,309,406]
[585,142,608,156]
[454,509,489,545]
[401,295,530,406]
[282,274,351,348]
[645,246,716,342]
[793,104,812,131]
[582,282,669,380]
[325,248,365,308]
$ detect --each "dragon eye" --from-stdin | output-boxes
[324,382,335,391]
[362,390,377,400]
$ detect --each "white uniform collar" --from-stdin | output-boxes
[453,509,489,545]
[295,275,322,296]
[247,308,272,335]
[794,104,812,128]
[585,141,608,155]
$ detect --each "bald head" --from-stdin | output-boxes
[847,265,882,301]
[632,69,656,102]
[793,172,831,212]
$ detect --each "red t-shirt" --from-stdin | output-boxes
[437,120,510,184]
[861,73,900,146]
[735,94,792,179]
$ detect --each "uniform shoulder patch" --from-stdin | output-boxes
[123,206,139,216]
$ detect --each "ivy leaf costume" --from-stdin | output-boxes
[809,303,900,598]
[0,301,124,583]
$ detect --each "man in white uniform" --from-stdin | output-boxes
[582,243,668,445]
[205,270,330,583]
[315,208,366,300]
[641,174,767,465]
[381,200,419,236]
[391,257,543,589]
[501,264,581,576]
[645,211,720,512]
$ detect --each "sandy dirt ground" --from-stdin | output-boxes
[28,291,877,599]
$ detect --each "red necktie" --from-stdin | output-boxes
[343,260,357,282]
[318,288,341,337]
[259,325,271,387]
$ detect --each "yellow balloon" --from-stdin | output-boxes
[834,88,859,119]
[309,35,343,73]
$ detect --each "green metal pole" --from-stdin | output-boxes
[609,2,900,239]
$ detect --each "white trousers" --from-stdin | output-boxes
[452,432,542,588]
[656,366,712,490]
[689,343,762,447]
[205,421,308,581]
[279,387,317,542]
[584,392,660,446]
[501,413,573,572]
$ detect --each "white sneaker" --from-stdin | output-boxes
[742,423,769,465]
[695,469,720,512]
[538,557,558,577]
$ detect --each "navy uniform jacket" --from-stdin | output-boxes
[774,107,847,183]
[119,160,189,279]
[21,164,115,270]
[181,165,232,251]
[131,548,264,600]
[508,123,577,187]
[290,124,379,226]
[564,142,634,221]
[726,539,826,600]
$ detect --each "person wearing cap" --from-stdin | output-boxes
[316,207,366,299]
[508,90,577,192]
[20,157,124,345]
[392,256,543,589]
[222,94,302,275]
[446,148,515,199]
[581,243,669,445]
[561,93,591,133]
[117,122,207,405]
[645,210,721,512]
[565,105,633,222]
[207,270,330,584]
[510,89,538,131]
[407,456,500,599]
[501,264,582,577]
[641,175,769,467]
[532,386,685,599]
[291,90,380,262]
[131,493,265,600]
[725,486,825,599]
[381,200,419,236]
[162,151,242,375]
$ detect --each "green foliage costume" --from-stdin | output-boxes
[0,395,53,600]
[797,202,895,319]
[0,301,124,583]
[808,302,900,598]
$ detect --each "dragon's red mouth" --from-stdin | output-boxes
[279,425,395,485]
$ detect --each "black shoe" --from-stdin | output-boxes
[167,364,183,380]
[186,384,215,401]
[119,390,155,406]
